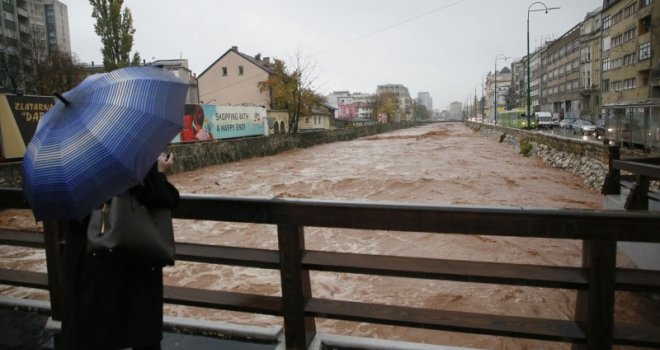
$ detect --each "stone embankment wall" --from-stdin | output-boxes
[465,121,653,190]
[0,122,418,188]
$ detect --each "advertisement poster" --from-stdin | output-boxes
[173,104,267,143]
[0,94,54,159]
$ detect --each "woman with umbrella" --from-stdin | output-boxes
[22,67,189,350]
[62,153,179,350]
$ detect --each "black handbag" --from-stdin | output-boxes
[87,191,175,266]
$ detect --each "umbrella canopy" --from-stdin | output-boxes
[22,66,188,221]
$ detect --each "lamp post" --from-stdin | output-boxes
[527,2,559,129]
[494,54,511,125]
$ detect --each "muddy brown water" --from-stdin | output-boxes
[1,123,658,349]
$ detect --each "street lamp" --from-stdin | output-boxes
[494,54,511,125]
[527,2,559,129]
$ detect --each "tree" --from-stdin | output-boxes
[89,0,141,71]
[258,53,323,134]
[414,102,429,120]
[32,50,87,95]
[373,92,400,123]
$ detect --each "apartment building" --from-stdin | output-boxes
[542,24,582,120]
[376,84,413,122]
[44,0,70,54]
[601,0,658,105]
[417,91,433,112]
[484,67,511,120]
[579,8,603,117]
[0,0,70,92]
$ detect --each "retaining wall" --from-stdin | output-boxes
[465,121,654,190]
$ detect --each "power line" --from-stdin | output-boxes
[200,0,472,99]
[315,0,472,55]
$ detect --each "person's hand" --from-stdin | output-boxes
[157,152,174,173]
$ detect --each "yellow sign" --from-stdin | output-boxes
[0,94,54,159]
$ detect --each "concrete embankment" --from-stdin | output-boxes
[465,121,655,190]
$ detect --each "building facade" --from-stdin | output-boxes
[0,0,70,92]
[197,46,273,108]
[542,24,582,120]
[484,67,512,120]
[601,0,658,106]
[44,0,70,54]
[416,91,433,112]
[579,8,603,118]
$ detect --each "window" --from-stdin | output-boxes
[582,47,591,62]
[611,58,623,69]
[603,57,611,71]
[623,78,636,89]
[639,42,651,60]
[603,36,611,51]
[639,16,651,35]
[624,3,638,17]
[640,0,652,7]
[221,66,227,76]
[602,79,610,92]
[623,28,636,42]
[238,65,244,75]
[611,80,622,91]
[612,34,623,47]
[611,11,623,25]
[603,16,611,29]
[623,53,635,65]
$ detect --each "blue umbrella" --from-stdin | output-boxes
[22,66,188,221]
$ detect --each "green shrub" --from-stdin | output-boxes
[499,133,506,143]
[519,139,532,157]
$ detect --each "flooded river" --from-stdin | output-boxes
[1,122,658,349]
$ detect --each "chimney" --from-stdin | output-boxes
[231,46,238,52]
[255,53,261,60]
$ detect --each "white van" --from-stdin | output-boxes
[534,112,553,129]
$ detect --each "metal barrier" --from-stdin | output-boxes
[1,187,660,349]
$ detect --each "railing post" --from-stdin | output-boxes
[601,145,620,195]
[42,220,67,349]
[277,224,316,349]
[573,240,616,350]
[624,175,650,210]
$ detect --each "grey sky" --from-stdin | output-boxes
[67,0,602,110]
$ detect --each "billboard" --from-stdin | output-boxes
[172,104,267,143]
[0,94,54,160]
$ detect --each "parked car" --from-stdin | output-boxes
[552,117,560,128]
[572,119,597,136]
[559,119,575,129]
[595,119,606,138]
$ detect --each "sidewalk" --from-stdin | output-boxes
[0,308,279,350]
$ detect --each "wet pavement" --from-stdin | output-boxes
[0,308,278,350]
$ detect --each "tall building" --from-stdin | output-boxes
[579,8,602,118]
[44,0,71,54]
[0,0,70,92]
[417,91,433,112]
[484,67,512,120]
[541,23,582,120]
[601,0,658,106]
[448,101,463,120]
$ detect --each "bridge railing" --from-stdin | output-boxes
[1,187,660,349]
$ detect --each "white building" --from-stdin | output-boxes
[417,91,433,112]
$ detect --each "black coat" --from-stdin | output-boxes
[62,166,179,350]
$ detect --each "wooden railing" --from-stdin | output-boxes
[1,187,660,349]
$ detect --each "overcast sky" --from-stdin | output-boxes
[66,0,602,110]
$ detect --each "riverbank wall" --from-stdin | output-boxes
[464,121,655,190]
